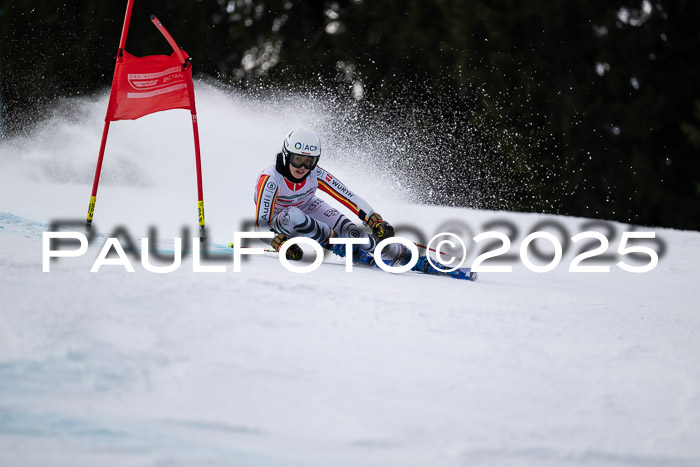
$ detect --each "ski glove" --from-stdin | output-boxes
[271,233,304,261]
[367,213,395,239]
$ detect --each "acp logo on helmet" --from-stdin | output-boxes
[294,142,318,153]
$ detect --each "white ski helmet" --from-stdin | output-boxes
[282,128,321,171]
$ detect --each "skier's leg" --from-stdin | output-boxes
[301,197,412,265]
[301,197,376,252]
[270,206,331,244]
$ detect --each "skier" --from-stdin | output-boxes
[253,128,407,265]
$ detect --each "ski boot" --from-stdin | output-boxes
[376,242,412,267]
[413,256,477,281]
[326,242,376,266]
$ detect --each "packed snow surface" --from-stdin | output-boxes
[1,85,699,467]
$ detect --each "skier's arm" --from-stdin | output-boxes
[253,173,278,230]
[315,167,394,238]
[316,166,374,220]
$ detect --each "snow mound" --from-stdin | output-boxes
[1,85,699,467]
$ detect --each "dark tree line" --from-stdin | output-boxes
[1,0,699,229]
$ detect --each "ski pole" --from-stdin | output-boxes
[414,242,465,262]
[228,243,276,253]
[363,216,466,261]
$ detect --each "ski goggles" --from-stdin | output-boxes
[289,153,318,170]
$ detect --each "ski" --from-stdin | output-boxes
[227,243,477,281]
[374,255,477,281]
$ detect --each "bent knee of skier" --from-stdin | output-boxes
[272,207,330,244]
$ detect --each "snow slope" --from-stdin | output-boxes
[1,84,699,467]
